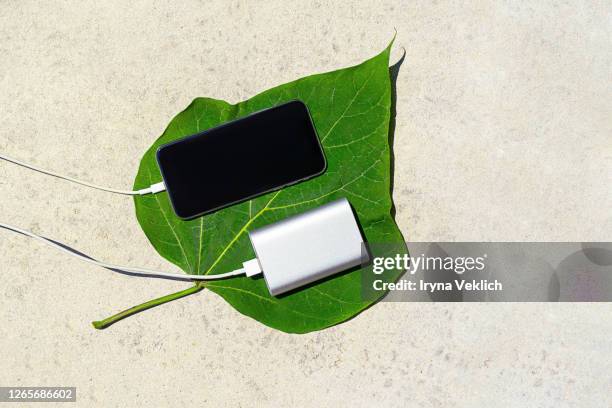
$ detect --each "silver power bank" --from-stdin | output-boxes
[248,198,366,296]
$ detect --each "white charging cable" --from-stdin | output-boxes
[0,153,265,281]
[0,222,263,281]
[0,153,165,195]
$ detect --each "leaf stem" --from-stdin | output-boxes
[92,285,204,330]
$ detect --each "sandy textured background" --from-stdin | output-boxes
[1,1,611,407]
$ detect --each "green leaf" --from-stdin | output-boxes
[96,41,407,333]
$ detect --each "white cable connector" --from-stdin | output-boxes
[0,152,165,196]
[242,258,262,277]
[136,181,166,195]
[0,222,262,281]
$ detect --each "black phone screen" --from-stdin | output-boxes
[156,100,326,219]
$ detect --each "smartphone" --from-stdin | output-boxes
[156,100,326,220]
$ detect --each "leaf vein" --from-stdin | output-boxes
[320,70,375,143]
[203,190,282,275]
[209,284,333,322]
[147,169,193,272]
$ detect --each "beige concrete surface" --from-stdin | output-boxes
[1,1,611,407]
